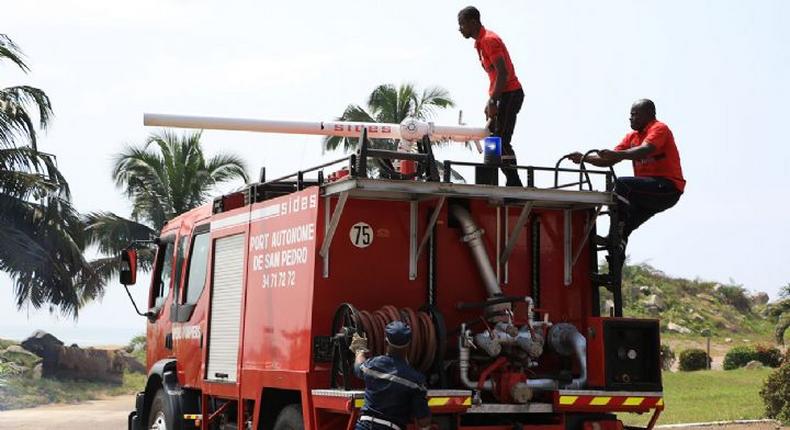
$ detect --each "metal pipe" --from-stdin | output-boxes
[547,323,588,390]
[143,113,488,142]
[459,324,493,390]
[449,204,503,300]
[524,297,535,324]
[566,330,588,389]
[524,378,558,391]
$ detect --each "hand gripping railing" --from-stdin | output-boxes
[554,150,616,191]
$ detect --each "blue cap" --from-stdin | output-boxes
[385,321,412,347]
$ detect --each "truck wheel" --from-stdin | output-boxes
[147,389,173,430]
[273,404,303,430]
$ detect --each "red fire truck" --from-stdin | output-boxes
[122,115,663,430]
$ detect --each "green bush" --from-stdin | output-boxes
[125,334,146,365]
[723,345,758,370]
[717,285,751,313]
[755,344,782,368]
[660,344,676,371]
[679,348,710,371]
[760,362,790,424]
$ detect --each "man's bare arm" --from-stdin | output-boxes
[486,57,509,118]
[491,56,508,100]
[568,142,656,167]
[606,142,656,161]
[567,152,616,167]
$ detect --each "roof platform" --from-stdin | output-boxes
[321,178,613,209]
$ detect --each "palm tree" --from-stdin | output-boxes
[82,130,249,294]
[0,34,94,316]
[323,83,454,152]
[0,35,52,151]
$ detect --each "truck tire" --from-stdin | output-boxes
[147,389,174,430]
[273,404,303,430]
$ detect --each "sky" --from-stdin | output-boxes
[1,0,789,345]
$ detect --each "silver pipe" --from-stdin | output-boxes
[566,330,588,389]
[525,378,558,391]
[547,323,588,390]
[524,297,535,324]
[459,324,493,390]
[450,204,503,299]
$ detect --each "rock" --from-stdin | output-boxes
[18,331,146,383]
[0,362,28,376]
[750,292,769,305]
[639,286,651,296]
[54,345,124,384]
[21,330,64,356]
[744,360,763,369]
[713,283,722,292]
[644,304,660,316]
[692,312,705,322]
[118,350,146,374]
[645,294,665,311]
[667,322,692,334]
[1,345,42,368]
[725,338,733,343]
[21,330,64,377]
[30,363,43,380]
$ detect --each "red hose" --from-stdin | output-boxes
[352,305,437,373]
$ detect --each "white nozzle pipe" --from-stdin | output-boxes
[143,113,489,143]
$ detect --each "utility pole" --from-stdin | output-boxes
[701,328,712,370]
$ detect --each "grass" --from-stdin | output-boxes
[0,339,18,350]
[0,371,145,411]
[620,368,773,425]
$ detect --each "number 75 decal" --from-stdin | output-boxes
[349,222,373,248]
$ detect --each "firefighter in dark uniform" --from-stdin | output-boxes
[349,321,432,430]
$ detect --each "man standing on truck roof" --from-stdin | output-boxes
[568,99,685,264]
[458,6,525,186]
[349,321,432,430]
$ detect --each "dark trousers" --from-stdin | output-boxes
[612,176,682,240]
[489,88,524,186]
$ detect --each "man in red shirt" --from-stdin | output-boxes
[569,99,685,249]
[458,6,524,186]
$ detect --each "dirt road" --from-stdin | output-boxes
[0,394,134,429]
[0,397,785,430]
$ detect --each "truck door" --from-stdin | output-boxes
[147,235,177,368]
[171,224,212,386]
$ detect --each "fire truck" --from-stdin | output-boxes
[122,114,664,430]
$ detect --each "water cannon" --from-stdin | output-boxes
[143,113,489,144]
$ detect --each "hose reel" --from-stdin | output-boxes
[330,303,440,389]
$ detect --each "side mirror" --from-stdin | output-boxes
[120,248,138,285]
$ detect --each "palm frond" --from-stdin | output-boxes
[0,34,29,72]
[0,194,92,317]
[77,246,155,304]
[322,104,376,152]
[413,86,455,120]
[0,86,54,150]
[205,153,248,185]
[83,211,158,255]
